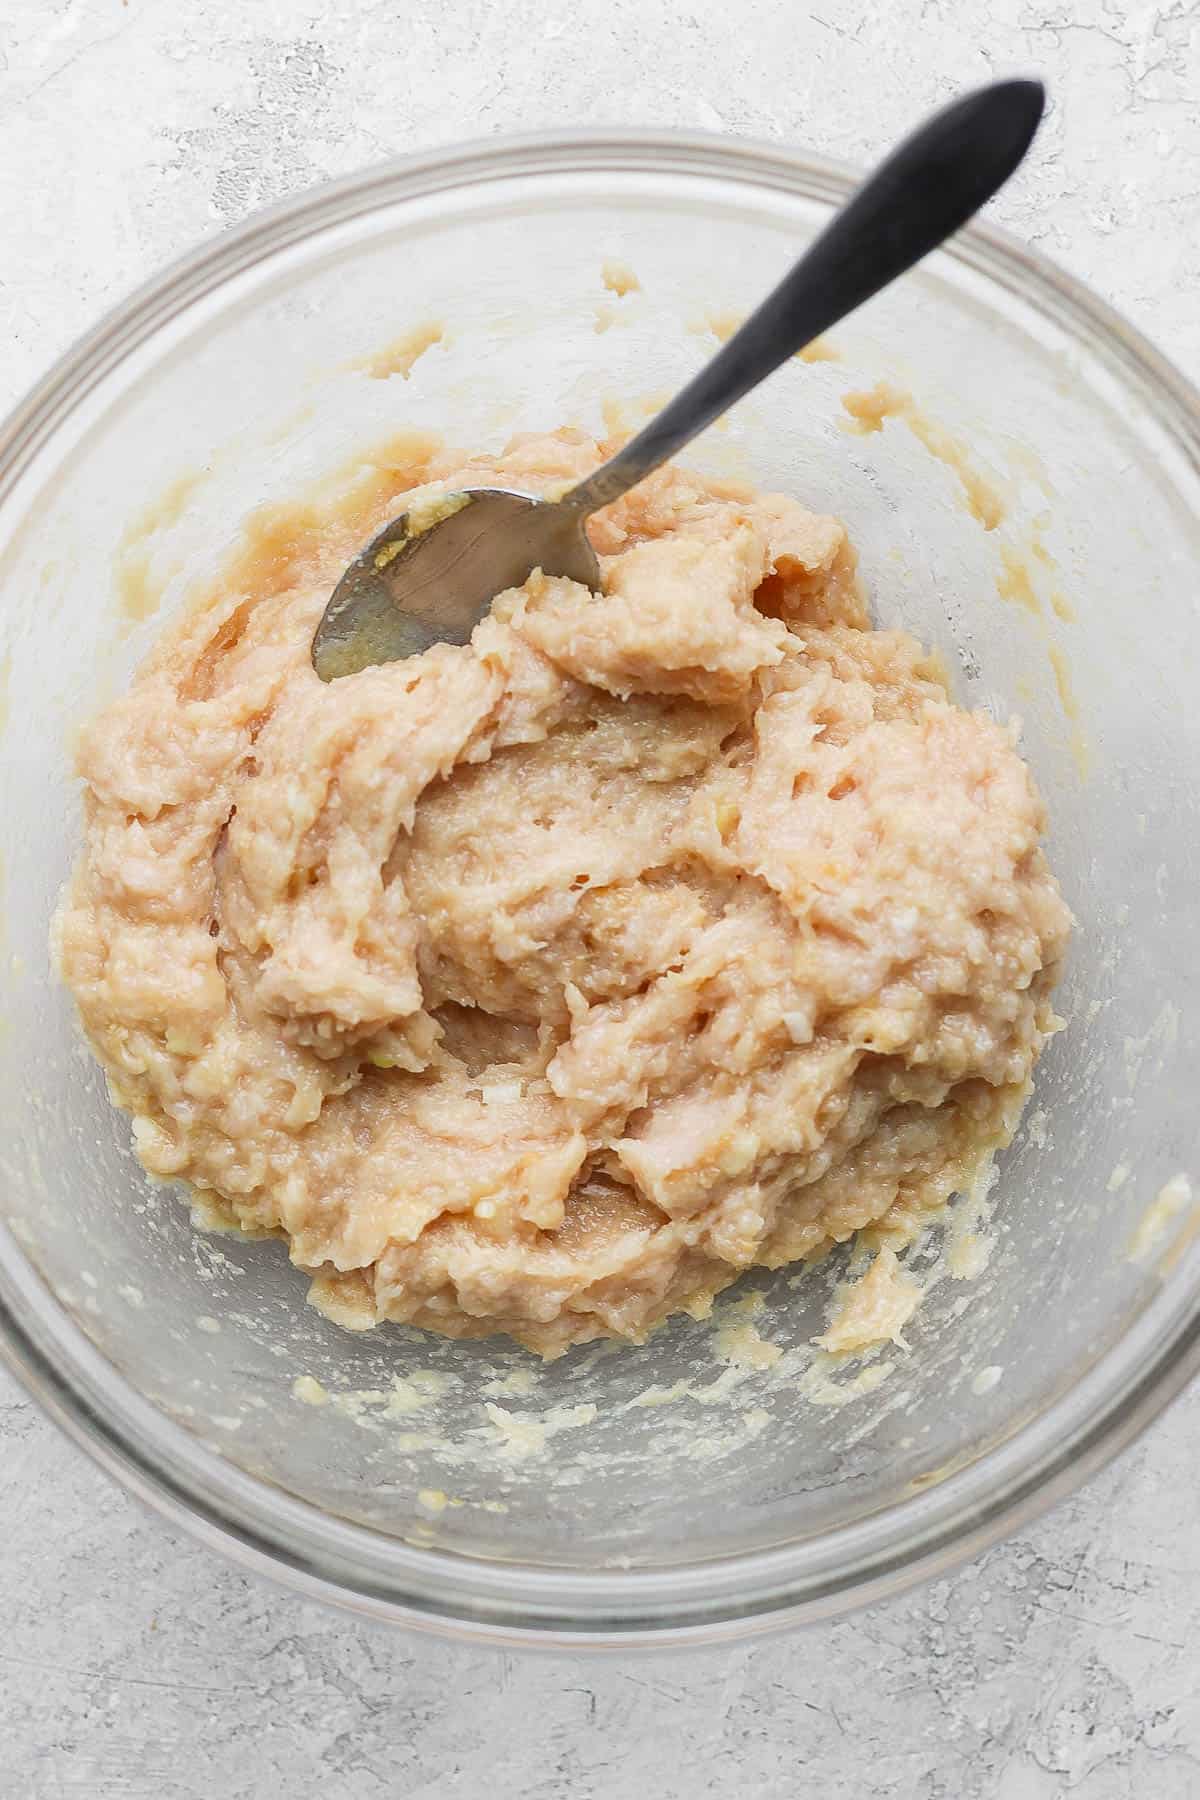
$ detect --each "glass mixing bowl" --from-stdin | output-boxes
[1,131,1198,1648]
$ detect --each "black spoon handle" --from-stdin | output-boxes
[564,78,1045,515]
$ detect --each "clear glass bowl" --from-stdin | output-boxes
[2,131,1198,1648]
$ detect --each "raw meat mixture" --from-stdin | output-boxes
[56,431,1071,1356]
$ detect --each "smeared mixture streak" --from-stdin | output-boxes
[57,431,1070,1357]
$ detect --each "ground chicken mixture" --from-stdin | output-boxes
[56,430,1070,1356]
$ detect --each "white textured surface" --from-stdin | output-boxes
[2,2,1200,1793]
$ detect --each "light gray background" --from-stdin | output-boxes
[2,1,1198,1794]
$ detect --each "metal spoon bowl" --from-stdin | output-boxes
[313,78,1044,680]
[311,487,598,677]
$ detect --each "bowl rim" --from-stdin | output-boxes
[3,124,1199,1648]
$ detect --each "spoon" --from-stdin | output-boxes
[312,79,1044,680]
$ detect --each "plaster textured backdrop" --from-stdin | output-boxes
[2,1,1199,1794]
